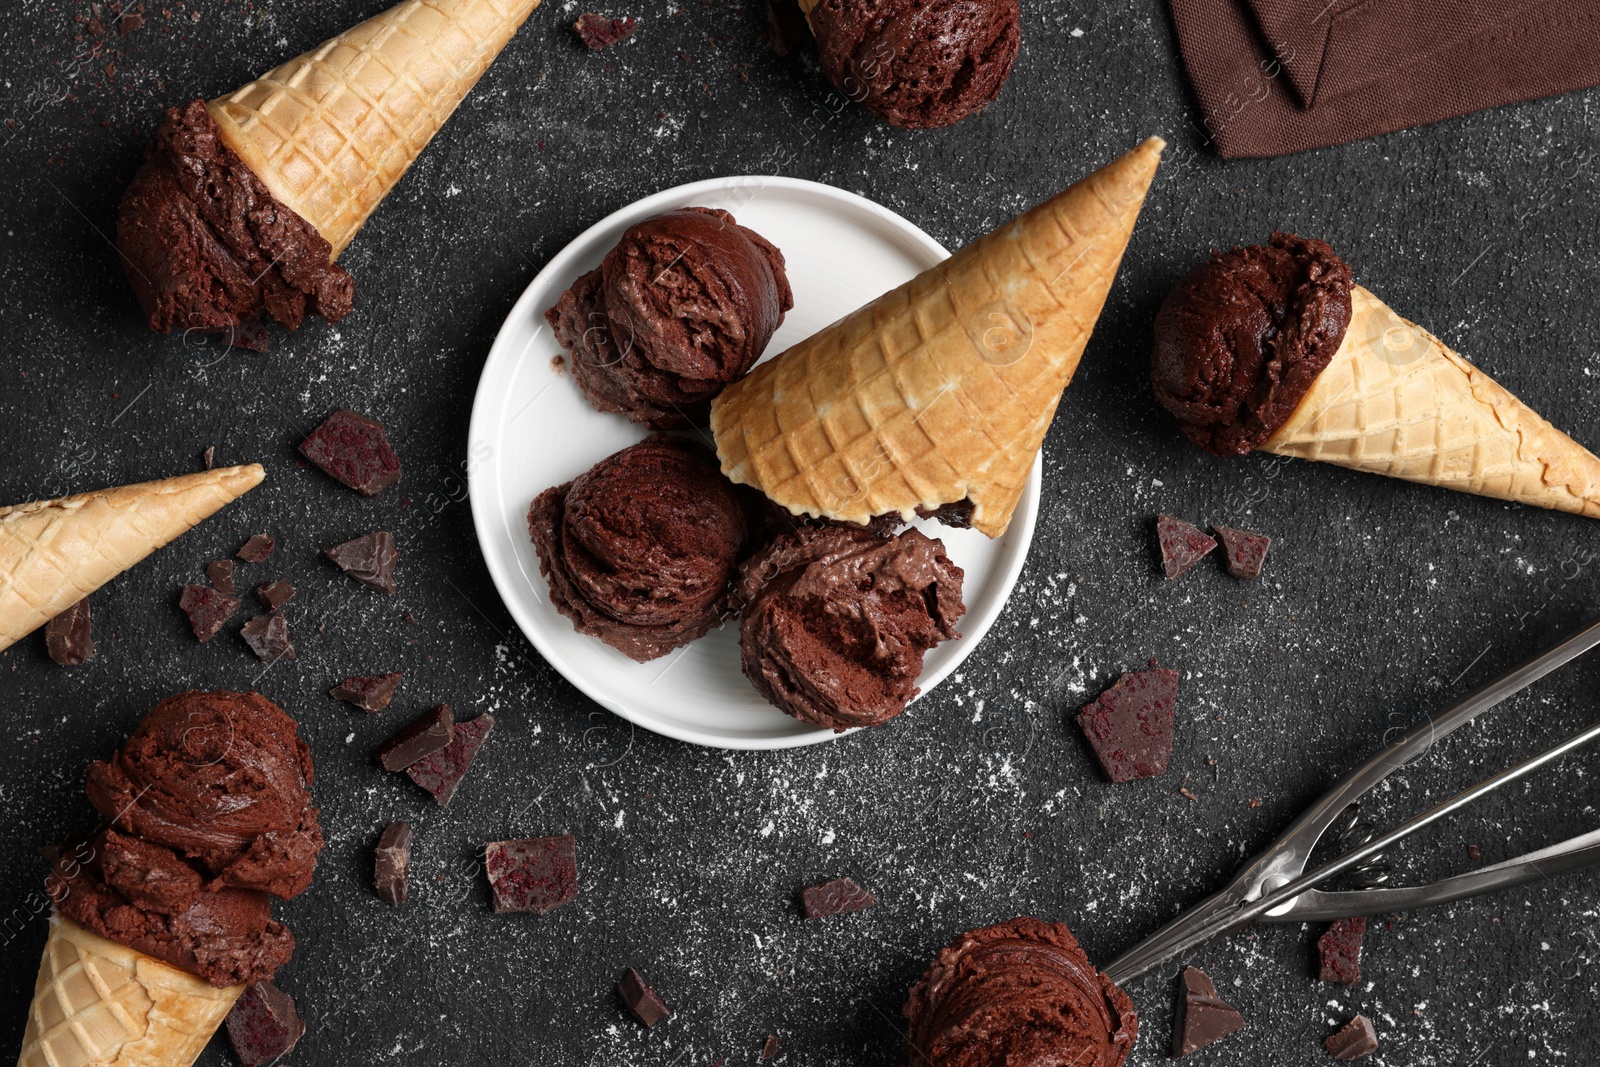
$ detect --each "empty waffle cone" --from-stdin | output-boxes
[0,464,264,650]
[208,0,542,259]
[1262,286,1600,517]
[18,914,242,1067]
[711,137,1164,538]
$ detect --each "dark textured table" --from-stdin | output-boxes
[3,2,1599,1064]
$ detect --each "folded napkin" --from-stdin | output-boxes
[1169,0,1600,158]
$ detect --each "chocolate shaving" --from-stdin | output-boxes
[800,877,875,919]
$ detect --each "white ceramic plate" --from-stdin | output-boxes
[468,176,1040,750]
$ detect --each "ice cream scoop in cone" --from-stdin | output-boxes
[711,137,1164,538]
[0,464,264,650]
[19,914,242,1067]
[1260,286,1600,516]
[208,0,542,258]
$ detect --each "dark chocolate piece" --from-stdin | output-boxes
[236,533,276,563]
[375,704,454,772]
[1157,515,1217,580]
[225,980,306,1067]
[1214,525,1271,579]
[374,821,413,906]
[800,877,875,919]
[44,598,94,666]
[1317,916,1366,985]
[406,713,495,805]
[1173,965,1246,1057]
[617,967,670,1028]
[299,409,402,497]
[326,531,398,594]
[207,558,236,595]
[762,1035,781,1060]
[255,580,296,611]
[484,835,578,914]
[573,12,638,49]
[241,612,296,663]
[178,583,240,642]
[1077,668,1179,783]
[1466,843,1482,861]
[1324,1014,1379,1060]
[330,671,405,713]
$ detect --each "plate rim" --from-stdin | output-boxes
[467,174,1040,750]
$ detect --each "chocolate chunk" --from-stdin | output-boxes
[299,409,403,497]
[207,559,236,595]
[1466,843,1482,861]
[1157,515,1217,580]
[1316,916,1366,985]
[1214,525,1271,579]
[915,498,975,529]
[179,583,240,642]
[375,704,454,772]
[120,9,145,34]
[573,12,638,49]
[373,821,412,906]
[485,835,578,914]
[255,580,295,611]
[236,533,276,563]
[225,980,305,1067]
[45,598,94,666]
[762,1035,781,1060]
[1173,965,1246,1056]
[406,713,495,805]
[330,671,404,713]
[617,966,670,1028]
[240,612,296,663]
[765,0,807,57]
[1324,1014,1379,1060]
[800,877,875,919]
[326,531,398,594]
[1077,668,1179,783]
[201,444,214,469]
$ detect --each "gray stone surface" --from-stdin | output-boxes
[2,1,1598,1064]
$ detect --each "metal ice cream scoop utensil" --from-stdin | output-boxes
[1103,617,1600,987]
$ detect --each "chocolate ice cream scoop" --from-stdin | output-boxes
[809,0,1021,129]
[118,101,353,350]
[53,690,322,987]
[528,435,753,661]
[84,690,323,897]
[735,523,964,731]
[904,917,1138,1067]
[546,207,793,429]
[1151,232,1353,456]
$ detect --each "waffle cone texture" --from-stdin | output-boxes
[18,915,242,1067]
[1263,286,1600,517]
[711,138,1164,538]
[208,0,541,258]
[0,465,264,650]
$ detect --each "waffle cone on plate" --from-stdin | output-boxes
[1263,286,1600,517]
[711,137,1164,538]
[207,0,542,258]
[19,915,242,1067]
[0,464,264,650]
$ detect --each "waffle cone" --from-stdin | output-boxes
[0,464,264,650]
[18,915,242,1067]
[1262,286,1600,517]
[711,137,1164,538]
[208,0,542,258]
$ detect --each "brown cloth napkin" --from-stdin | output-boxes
[1168,0,1600,158]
